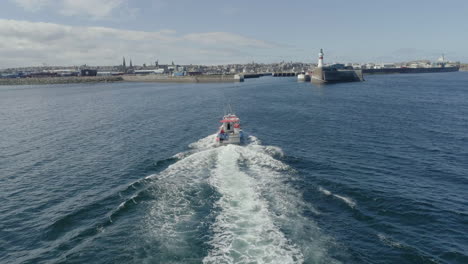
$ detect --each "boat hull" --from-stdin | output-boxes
[218,136,241,145]
[217,133,243,145]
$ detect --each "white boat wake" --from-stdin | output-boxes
[143,135,338,264]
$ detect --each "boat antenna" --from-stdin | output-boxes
[228,103,234,114]
[220,92,227,116]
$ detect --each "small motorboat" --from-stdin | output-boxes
[216,113,244,145]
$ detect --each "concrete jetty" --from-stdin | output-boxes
[0,76,123,86]
[0,74,244,86]
[241,73,261,79]
[272,72,297,77]
[122,74,244,83]
[311,49,363,83]
[311,67,364,83]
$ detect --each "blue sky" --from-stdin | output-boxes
[1,0,467,67]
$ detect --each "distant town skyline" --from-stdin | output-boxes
[1,0,467,68]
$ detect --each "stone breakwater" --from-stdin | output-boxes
[0,76,123,86]
[122,74,243,83]
[0,74,244,86]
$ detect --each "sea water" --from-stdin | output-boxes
[1,73,467,263]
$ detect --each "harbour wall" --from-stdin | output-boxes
[0,76,123,86]
[241,73,261,79]
[122,74,243,83]
[272,72,296,77]
[0,74,244,86]
[311,68,363,83]
[362,67,459,74]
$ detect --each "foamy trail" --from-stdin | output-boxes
[318,186,356,208]
[238,144,332,262]
[204,145,303,263]
[144,146,219,256]
[140,134,338,263]
[377,233,404,249]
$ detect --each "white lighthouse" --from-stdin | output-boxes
[318,48,324,68]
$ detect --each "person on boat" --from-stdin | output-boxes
[219,129,225,141]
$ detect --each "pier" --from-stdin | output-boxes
[241,73,261,79]
[0,76,123,86]
[272,72,297,77]
[122,74,244,83]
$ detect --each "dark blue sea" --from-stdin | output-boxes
[1,73,468,264]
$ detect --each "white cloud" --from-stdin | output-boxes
[11,0,51,11]
[11,0,129,19]
[0,19,281,68]
[59,0,125,18]
[184,32,274,49]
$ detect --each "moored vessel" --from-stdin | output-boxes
[297,72,311,81]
